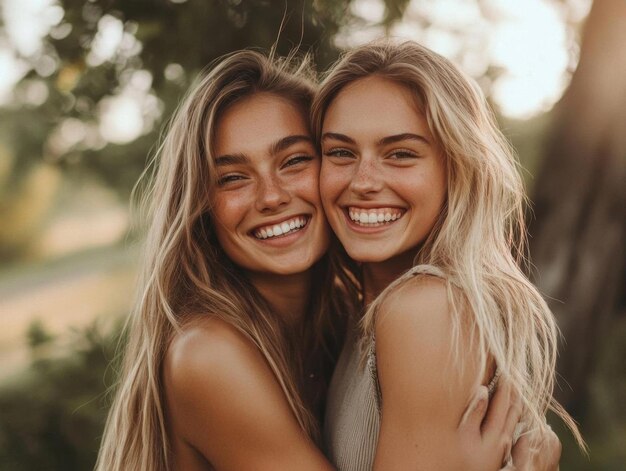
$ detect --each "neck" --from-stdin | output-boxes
[362,247,418,305]
[248,269,313,330]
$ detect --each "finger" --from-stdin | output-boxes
[482,378,513,437]
[501,389,523,439]
[459,385,489,430]
[538,427,562,470]
[510,431,532,470]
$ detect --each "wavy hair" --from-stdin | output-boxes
[311,39,584,448]
[95,49,356,471]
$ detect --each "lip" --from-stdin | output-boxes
[249,213,310,233]
[341,207,405,234]
[343,203,406,210]
[249,214,312,247]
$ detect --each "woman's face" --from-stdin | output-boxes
[320,76,446,265]
[211,92,329,276]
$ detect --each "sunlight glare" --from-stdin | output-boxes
[489,0,570,118]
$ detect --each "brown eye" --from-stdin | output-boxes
[217,174,246,186]
[324,149,354,158]
[283,155,313,168]
[389,149,419,160]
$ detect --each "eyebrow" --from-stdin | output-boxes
[321,132,430,147]
[378,133,430,146]
[215,153,249,167]
[270,135,313,155]
[321,132,356,145]
[215,135,312,166]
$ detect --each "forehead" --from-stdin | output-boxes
[214,92,310,156]
[323,76,430,139]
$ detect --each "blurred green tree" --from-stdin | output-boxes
[0,0,411,261]
[0,320,123,471]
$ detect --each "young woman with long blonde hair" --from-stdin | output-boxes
[95,47,559,471]
[313,40,583,470]
[95,49,357,470]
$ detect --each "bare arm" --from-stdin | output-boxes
[372,278,517,470]
[163,318,334,471]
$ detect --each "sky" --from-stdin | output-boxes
[340,0,592,118]
[0,0,592,144]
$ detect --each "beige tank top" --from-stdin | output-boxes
[323,268,500,471]
[323,322,380,471]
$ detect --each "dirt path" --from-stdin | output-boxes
[0,245,137,380]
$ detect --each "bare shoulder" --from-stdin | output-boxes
[374,275,478,412]
[165,316,260,387]
[163,315,274,422]
[163,316,332,470]
[375,275,451,341]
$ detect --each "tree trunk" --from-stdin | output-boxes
[529,0,626,414]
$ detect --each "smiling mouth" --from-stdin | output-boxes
[252,215,310,240]
[347,206,405,227]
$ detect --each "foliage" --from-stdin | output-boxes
[26,318,56,348]
[1,0,411,192]
[0,0,410,261]
[0,319,124,471]
[552,313,626,470]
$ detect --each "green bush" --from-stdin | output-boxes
[0,319,124,471]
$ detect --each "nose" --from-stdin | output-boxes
[255,174,291,212]
[349,155,383,196]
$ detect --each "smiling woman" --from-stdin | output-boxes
[320,76,446,266]
[94,44,565,471]
[94,50,353,471]
[313,40,582,470]
[211,92,329,277]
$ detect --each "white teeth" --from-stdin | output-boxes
[348,207,404,226]
[254,216,308,239]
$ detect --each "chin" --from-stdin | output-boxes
[266,254,321,276]
[344,247,391,264]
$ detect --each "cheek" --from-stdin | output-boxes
[211,191,249,233]
[430,164,447,211]
[289,166,322,206]
[320,162,349,204]
[403,170,446,218]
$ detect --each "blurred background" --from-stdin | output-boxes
[0,0,624,469]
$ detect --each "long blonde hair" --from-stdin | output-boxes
[311,40,584,448]
[96,50,355,471]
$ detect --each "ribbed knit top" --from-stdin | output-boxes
[323,322,380,471]
[324,323,501,471]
